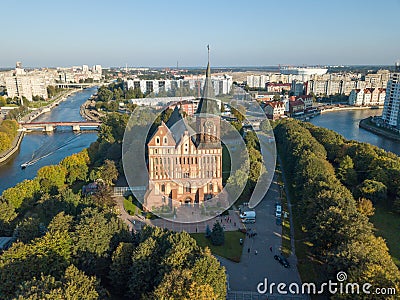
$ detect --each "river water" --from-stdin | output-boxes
[0,87,98,193]
[310,108,400,156]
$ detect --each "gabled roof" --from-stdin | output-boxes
[165,106,194,144]
[290,99,305,106]
[267,101,285,108]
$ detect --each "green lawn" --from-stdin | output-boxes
[371,205,400,267]
[191,231,245,262]
[123,198,141,216]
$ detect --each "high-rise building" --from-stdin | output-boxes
[382,63,400,130]
[5,62,48,101]
[5,75,48,101]
[92,64,102,74]
[82,65,89,72]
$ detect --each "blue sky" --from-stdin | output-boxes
[1,0,399,67]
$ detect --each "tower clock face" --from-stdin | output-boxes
[205,120,214,129]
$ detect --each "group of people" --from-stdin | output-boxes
[246,228,257,238]
[219,214,237,228]
[246,245,273,256]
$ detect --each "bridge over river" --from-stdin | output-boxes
[20,121,102,132]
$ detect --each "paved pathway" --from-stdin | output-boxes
[218,174,307,299]
[114,196,244,233]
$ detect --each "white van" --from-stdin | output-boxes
[240,210,256,219]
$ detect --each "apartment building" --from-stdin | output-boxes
[382,64,400,129]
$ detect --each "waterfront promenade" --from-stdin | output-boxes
[0,131,24,164]
[359,117,400,141]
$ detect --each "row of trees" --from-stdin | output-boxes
[0,119,18,152]
[97,82,144,104]
[274,119,400,298]
[226,130,265,204]
[47,85,63,98]
[5,105,29,121]
[301,122,400,213]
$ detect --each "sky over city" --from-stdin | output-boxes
[1,0,400,67]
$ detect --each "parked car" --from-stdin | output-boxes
[242,217,256,224]
[276,217,282,226]
[274,254,290,268]
[275,205,282,217]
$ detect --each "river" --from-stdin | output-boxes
[310,108,400,156]
[0,87,98,193]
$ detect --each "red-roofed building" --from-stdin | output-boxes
[289,99,305,116]
[266,83,291,93]
[264,101,285,120]
[295,95,313,109]
[168,100,198,116]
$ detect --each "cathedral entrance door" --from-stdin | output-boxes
[184,197,192,206]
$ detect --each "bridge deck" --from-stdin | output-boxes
[21,121,101,127]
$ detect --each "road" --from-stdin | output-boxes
[219,173,307,299]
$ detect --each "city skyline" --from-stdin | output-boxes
[1,0,400,67]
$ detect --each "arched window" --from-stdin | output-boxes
[155,137,160,145]
[161,184,165,193]
[185,182,191,193]
[209,183,213,192]
[163,137,168,144]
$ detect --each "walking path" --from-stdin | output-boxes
[218,173,305,298]
[114,195,244,233]
[278,156,296,259]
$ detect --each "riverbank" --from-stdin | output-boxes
[320,105,382,114]
[80,98,104,122]
[0,131,24,164]
[22,88,82,123]
[0,88,91,166]
[359,117,400,142]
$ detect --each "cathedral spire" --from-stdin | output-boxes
[196,45,219,115]
[206,44,211,78]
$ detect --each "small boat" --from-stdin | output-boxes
[21,163,28,169]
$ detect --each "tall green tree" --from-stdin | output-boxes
[210,222,224,246]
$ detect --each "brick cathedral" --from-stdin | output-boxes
[145,55,223,209]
